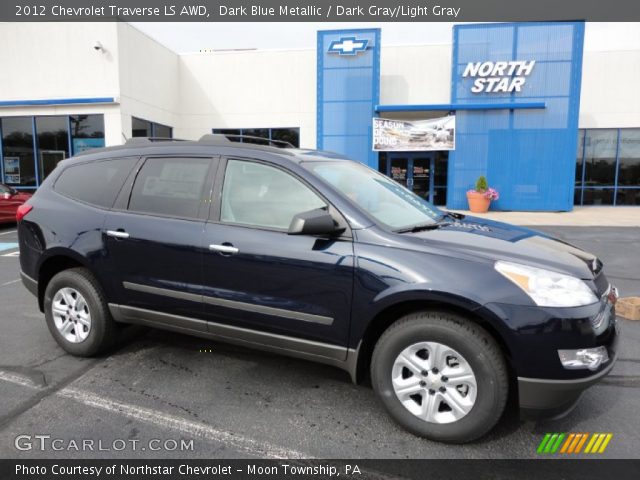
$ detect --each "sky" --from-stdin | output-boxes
[131,22,640,54]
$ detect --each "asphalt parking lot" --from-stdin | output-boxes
[0,224,638,459]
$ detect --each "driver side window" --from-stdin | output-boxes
[220,159,326,230]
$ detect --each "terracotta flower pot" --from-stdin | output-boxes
[466,191,491,213]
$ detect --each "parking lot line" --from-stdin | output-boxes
[0,369,309,459]
[0,230,16,236]
[0,279,20,287]
[0,243,19,252]
[0,370,40,389]
[57,387,310,459]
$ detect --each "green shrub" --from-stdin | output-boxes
[475,175,488,193]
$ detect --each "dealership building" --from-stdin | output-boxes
[0,22,638,210]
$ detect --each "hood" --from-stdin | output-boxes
[401,215,600,279]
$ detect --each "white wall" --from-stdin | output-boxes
[578,49,640,128]
[380,44,451,105]
[0,23,119,101]
[176,48,317,147]
[116,23,179,141]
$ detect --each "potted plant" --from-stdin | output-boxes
[466,176,499,213]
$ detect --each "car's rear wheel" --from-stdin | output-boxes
[371,311,508,443]
[44,268,117,356]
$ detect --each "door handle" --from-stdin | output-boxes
[209,244,239,255]
[106,230,130,239]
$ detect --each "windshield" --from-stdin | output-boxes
[306,160,442,229]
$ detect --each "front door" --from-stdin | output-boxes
[201,158,354,351]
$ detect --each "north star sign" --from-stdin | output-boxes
[463,60,536,93]
[328,37,369,55]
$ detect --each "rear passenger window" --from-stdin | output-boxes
[128,157,211,219]
[54,157,137,208]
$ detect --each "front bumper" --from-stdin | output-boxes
[480,279,620,419]
[518,353,617,419]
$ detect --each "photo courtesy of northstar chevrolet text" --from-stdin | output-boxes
[0,0,639,479]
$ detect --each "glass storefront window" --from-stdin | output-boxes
[1,114,105,190]
[154,123,172,139]
[575,128,640,206]
[69,115,105,155]
[434,152,448,188]
[581,188,614,206]
[433,187,447,206]
[583,129,617,186]
[271,128,300,147]
[1,117,36,188]
[618,129,640,187]
[36,116,69,180]
[212,128,300,147]
[616,189,640,206]
[575,129,585,186]
[132,117,173,139]
[132,117,152,137]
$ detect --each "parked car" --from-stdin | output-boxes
[17,136,619,443]
[0,183,32,224]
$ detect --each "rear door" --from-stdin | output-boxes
[103,155,218,324]
[201,157,354,349]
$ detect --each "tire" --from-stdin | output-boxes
[43,267,117,357]
[371,311,508,443]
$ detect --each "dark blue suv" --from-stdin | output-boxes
[18,135,619,443]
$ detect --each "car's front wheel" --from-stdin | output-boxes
[44,267,117,356]
[371,311,508,443]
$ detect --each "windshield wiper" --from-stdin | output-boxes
[440,211,465,221]
[394,221,452,233]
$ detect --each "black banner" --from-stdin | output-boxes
[2,459,640,480]
[2,0,640,22]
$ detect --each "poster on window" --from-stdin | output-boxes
[72,138,105,155]
[3,157,20,184]
[373,115,455,151]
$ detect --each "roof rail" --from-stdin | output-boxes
[199,134,294,148]
[124,137,187,145]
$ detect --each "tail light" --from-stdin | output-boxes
[16,204,33,222]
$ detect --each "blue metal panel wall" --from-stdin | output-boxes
[317,29,380,169]
[448,22,585,211]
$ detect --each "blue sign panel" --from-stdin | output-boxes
[448,22,585,211]
[317,29,380,169]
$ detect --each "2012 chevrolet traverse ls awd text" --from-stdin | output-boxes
[18,135,619,443]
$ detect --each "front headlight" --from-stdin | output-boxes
[495,261,598,307]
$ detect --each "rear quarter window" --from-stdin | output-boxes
[54,157,138,209]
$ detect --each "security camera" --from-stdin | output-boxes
[94,41,104,52]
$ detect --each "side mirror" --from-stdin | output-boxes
[288,208,342,236]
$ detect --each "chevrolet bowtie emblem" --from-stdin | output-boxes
[328,37,369,56]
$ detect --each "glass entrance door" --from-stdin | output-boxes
[411,156,431,199]
[385,152,436,203]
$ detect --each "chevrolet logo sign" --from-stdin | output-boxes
[328,37,369,56]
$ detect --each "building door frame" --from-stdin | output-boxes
[383,151,436,203]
